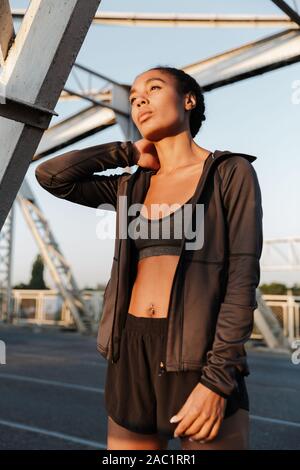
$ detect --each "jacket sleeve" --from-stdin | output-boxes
[34,141,137,210]
[199,156,263,399]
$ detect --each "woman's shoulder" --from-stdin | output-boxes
[215,150,259,178]
[215,151,261,201]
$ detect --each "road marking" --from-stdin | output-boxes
[0,419,106,449]
[9,352,106,367]
[0,372,104,393]
[248,381,298,393]
[251,414,300,428]
[2,375,299,430]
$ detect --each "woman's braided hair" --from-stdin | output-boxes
[145,65,206,138]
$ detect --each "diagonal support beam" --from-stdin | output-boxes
[271,0,300,26]
[183,28,300,91]
[17,179,95,333]
[0,0,101,231]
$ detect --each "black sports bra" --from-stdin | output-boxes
[131,152,213,261]
[131,195,194,260]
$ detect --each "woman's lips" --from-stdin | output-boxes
[139,112,153,123]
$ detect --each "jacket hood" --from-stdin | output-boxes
[213,149,257,163]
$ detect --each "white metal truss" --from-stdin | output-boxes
[261,237,300,271]
[254,236,300,348]
[15,179,95,334]
[0,205,14,322]
[183,27,300,91]
[10,9,300,28]
[30,65,138,159]
[255,288,291,349]
[19,5,300,160]
[0,0,102,231]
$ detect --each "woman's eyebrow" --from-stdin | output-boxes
[129,78,166,97]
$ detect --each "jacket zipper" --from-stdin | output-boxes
[111,167,140,363]
[159,254,183,375]
[160,151,217,374]
[111,235,121,363]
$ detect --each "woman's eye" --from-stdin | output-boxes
[130,86,160,105]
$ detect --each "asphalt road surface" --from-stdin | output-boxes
[0,323,299,450]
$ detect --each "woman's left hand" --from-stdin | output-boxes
[170,383,227,443]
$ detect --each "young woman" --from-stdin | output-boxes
[35,66,263,450]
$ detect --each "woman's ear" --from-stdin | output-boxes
[184,91,197,111]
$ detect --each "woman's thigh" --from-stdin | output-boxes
[107,416,169,450]
[180,408,250,450]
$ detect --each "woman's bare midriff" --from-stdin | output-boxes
[128,150,212,319]
[128,255,180,318]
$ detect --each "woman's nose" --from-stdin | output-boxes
[136,97,148,106]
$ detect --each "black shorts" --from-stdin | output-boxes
[104,312,249,440]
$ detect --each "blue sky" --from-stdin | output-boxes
[10,0,300,288]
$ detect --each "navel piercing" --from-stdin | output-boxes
[149,303,156,315]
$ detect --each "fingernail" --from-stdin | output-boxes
[189,437,194,442]
[170,416,177,423]
[200,440,206,444]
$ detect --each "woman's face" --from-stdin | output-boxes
[129,69,190,141]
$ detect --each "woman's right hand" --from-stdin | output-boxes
[132,139,160,170]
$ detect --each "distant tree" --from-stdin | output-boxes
[13,254,49,290]
[260,282,288,295]
[291,283,300,296]
[28,254,48,289]
[13,282,29,289]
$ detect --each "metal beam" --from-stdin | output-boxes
[0,0,102,231]
[111,83,140,141]
[17,179,95,333]
[31,105,117,159]
[11,10,300,28]
[183,28,300,91]
[30,25,300,158]
[63,86,129,117]
[28,84,136,160]
[0,95,58,129]
[271,0,300,26]
[261,237,300,271]
[73,62,124,87]
[0,204,14,323]
[255,289,291,349]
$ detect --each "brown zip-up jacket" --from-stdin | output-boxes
[35,140,263,399]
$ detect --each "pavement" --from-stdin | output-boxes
[0,324,299,450]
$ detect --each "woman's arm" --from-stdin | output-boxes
[35,141,139,210]
[198,156,263,399]
[158,155,262,444]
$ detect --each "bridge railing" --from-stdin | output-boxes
[2,290,300,344]
[3,289,104,329]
